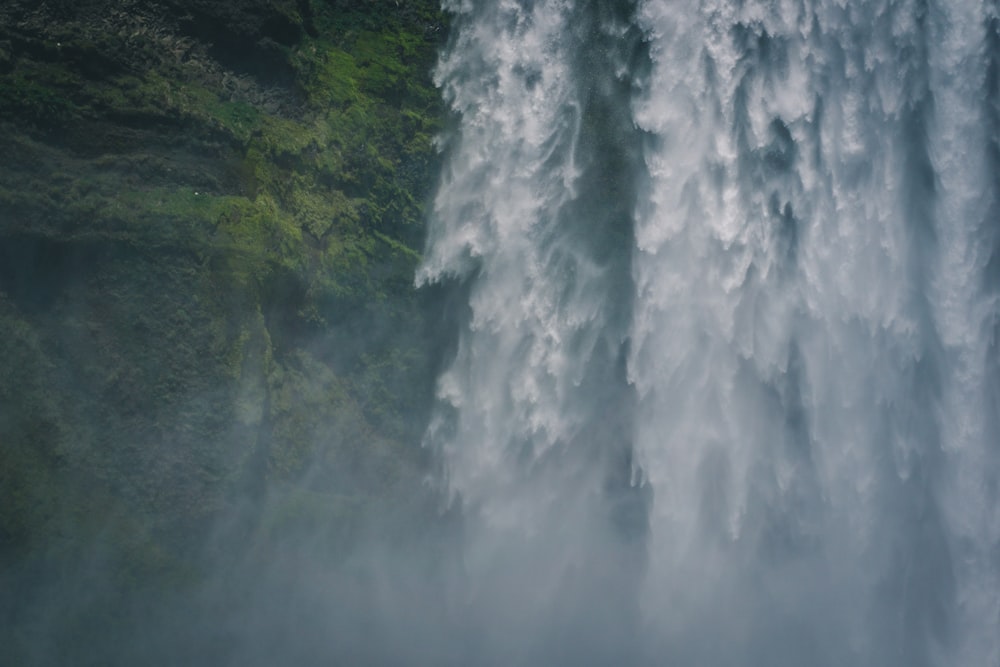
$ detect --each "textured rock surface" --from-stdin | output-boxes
[0,2,448,663]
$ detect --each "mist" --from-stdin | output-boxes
[4,0,1000,666]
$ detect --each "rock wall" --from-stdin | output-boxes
[0,2,450,663]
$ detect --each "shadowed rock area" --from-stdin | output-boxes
[0,2,452,664]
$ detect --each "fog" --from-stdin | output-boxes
[4,0,1000,666]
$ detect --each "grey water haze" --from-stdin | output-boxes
[417,0,1000,665]
[4,1,999,665]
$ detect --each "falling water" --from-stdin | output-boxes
[419,1,1000,665]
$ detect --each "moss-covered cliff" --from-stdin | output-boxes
[0,2,450,663]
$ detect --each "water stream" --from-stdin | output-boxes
[419,1,1000,664]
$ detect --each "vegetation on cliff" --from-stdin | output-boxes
[0,1,450,663]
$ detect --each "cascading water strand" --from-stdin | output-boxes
[419,1,650,664]
[420,1,1000,665]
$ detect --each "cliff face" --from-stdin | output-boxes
[0,2,449,663]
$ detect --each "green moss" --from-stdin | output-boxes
[0,58,87,123]
[0,2,447,645]
[203,98,264,142]
[293,43,363,106]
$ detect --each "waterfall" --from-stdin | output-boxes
[419,1,1000,665]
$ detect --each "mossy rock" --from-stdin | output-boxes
[0,1,449,660]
